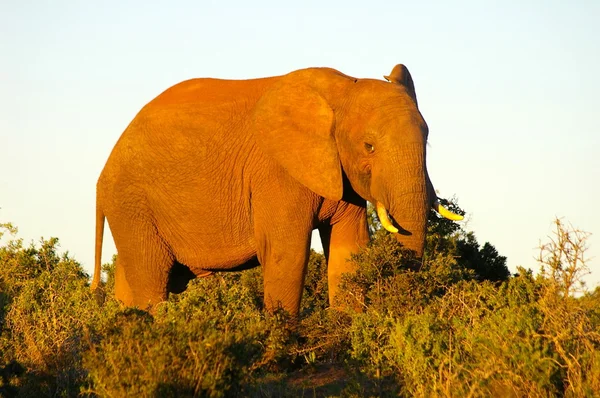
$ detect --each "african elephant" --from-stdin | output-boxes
[91,64,462,315]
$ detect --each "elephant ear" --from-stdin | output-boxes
[252,79,343,201]
[384,64,418,107]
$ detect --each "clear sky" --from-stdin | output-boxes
[1,1,599,288]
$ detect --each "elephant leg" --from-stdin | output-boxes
[253,198,316,315]
[110,219,174,310]
[318,201,369,307]
[259,239,311,316]
[114,259,134,305]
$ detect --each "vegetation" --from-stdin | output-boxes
[0,206,598,397]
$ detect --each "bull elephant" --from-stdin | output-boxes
[91,64,462,315]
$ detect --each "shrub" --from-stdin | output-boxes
[84,270,298,397]
[1,215,598,397]
[347,218,600,397]
[0,224,118,396]
[0,225,290,397]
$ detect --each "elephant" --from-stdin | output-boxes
[91,64,462,315]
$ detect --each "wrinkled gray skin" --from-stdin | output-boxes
[92,64,448,315]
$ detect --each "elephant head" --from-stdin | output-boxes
[253,64,461,259]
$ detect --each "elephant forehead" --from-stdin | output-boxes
[386,112,428,141]
[352,103,426,137]
[352,79,414,103]
[346,93,420,125]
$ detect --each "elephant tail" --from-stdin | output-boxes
[91,204,105,291]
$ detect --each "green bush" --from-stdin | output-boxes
[0,213,598,397]
[83,275,286,397]
[345,218,600,397]
[0,224,117,396]
[0,225,290,397]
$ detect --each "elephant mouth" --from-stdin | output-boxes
[375,199,463,235]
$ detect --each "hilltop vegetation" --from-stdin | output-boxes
[0,205,599,397]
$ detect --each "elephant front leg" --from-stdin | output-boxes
[259,239,311,316]
[251,165,325,315]
[318,201,369,308]
[252,194,317,316]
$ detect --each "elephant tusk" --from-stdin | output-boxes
[376,202,399,233]
[433,199,464,221]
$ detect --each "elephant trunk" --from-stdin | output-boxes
[374,155,463,258]
[374,145,430,258]
[388,190,429,259]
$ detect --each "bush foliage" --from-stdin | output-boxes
[0,209,598,397]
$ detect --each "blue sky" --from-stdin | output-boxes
[1,1,599,288]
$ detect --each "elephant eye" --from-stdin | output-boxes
[364,143,375,153]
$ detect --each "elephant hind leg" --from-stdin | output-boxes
[111,220,174,310]
[114,259,135,305]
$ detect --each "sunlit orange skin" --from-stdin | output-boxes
[93,65,433,315]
